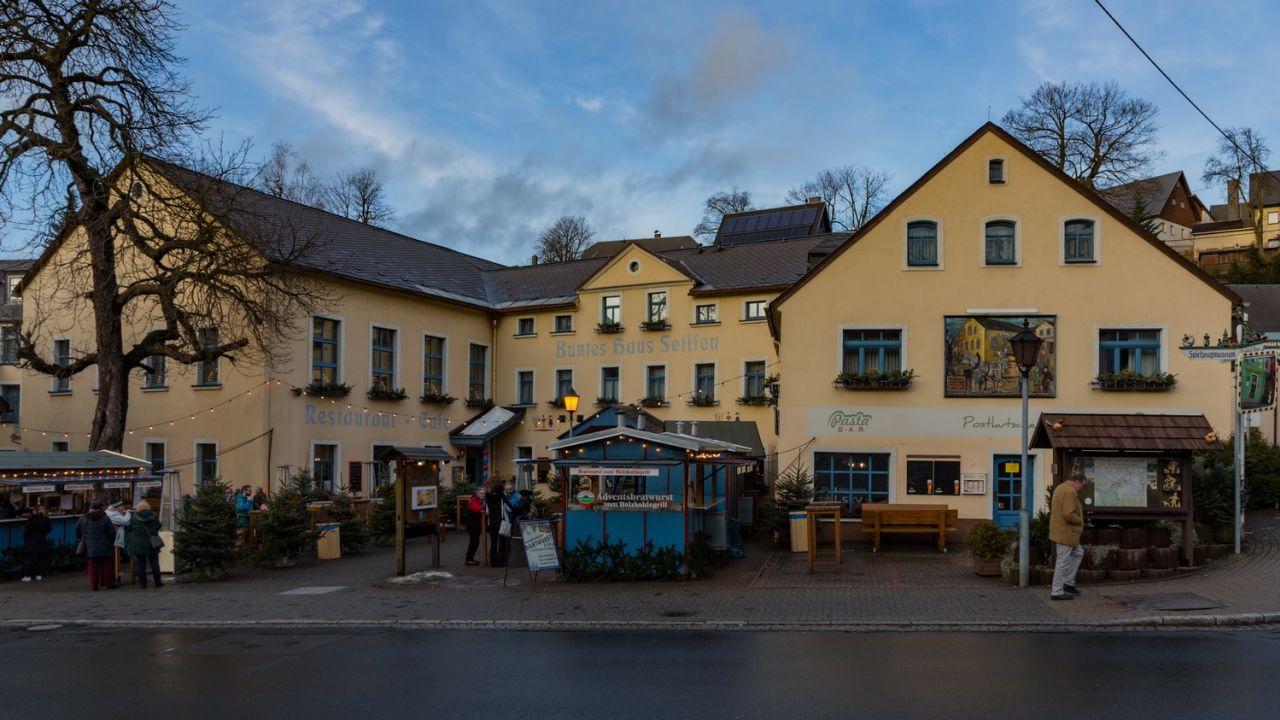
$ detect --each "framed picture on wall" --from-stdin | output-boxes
[411,485,438,510]
[943,315,1056,398]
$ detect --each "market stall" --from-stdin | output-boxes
[0,451,156,552]
[548,422,751,564]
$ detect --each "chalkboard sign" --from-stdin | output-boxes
[520,519,560,572]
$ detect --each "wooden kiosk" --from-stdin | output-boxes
[378,446,452,575]
[1030,413,1218,566]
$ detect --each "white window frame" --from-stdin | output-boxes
[552,314,574,334]
[369,322,400,391]
[142,438,168,474]
[50,440,70,452]
[1268,211,1279,225]
[644,362,668,402]
[309,440,341,491]
[553,366,575,402]
[467,340,490,401]
[741,358,769,398]
[194,439,219,484]
[1092,323,1168,377]
[51,336,71,393]
[0,382,18,425]
[693,302,720,325]
[599,364,621,403]
[980,215,1022,268]
[421,331,449,397]
[646,289,670,323]
[515,316,536,337]
[514,444,535,490]
[690,360,719,402]
[514,367,536,406]
[6,275,20,303]
[901,215,944,271]
[601,295,622,325]
[835,324,909,376]
[1059,214,1103,266]
[742,298,768,322]
[987,156,1008,185]
[309,314,345,385]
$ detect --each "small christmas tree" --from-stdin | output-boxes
[255,471,319,566]
[369,481,397,546]
[762,463,814,541]
[173,478,238,580]
[330,486,369,554]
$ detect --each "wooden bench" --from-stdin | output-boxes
[860,503,958,552]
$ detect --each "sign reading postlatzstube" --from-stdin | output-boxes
[519,519,560,572]
[569,466,659,477]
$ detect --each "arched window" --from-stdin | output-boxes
[1064,219,1095,262]
[906,221,938,266]
[985,221,1016,265]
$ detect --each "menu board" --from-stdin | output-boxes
[519,519,560,572]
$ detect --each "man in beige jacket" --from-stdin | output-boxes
[1049,471,1087,600]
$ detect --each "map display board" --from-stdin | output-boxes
[1080,457,1156,508]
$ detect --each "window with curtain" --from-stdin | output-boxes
[842,329,902,374]
[1064,219,1095,262]
[1099,329,1161,375]
[517,371,534,405]
[422,335,444,396]
[371,327,395,389]
[984,220,1016,265]
[468,344,487,400]
[744,361,767,396]
[311,318,339,384]
[906,221,938,266]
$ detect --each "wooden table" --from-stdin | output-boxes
[805,503,842,573]
[860,503,957,552]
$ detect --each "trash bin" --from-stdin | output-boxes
[316,523,341,560]
[789,512,808,553]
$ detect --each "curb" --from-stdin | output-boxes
[4,613,1279,633]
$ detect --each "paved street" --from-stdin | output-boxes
[3,626,1278,719]
[2,511,1278,632]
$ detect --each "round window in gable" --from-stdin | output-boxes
[629,261,640,273]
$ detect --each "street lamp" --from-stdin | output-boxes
[563,387,580,438]
[1008,320,1043,589]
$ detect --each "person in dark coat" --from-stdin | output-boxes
[21,505,52,582]
[485,481,508,567]
[76,502,118,590]
[463,486,486,566]
[509,489,533,530]
[125,500,164,588]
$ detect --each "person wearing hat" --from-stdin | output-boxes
[75,501,119,590]
[1049,471,1088,600]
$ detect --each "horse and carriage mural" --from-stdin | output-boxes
[944,315,1056,397]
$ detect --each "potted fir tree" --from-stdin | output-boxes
[255,471,320,567]
[965,521,1013,576]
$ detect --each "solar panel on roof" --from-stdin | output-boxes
[801,207,816,224]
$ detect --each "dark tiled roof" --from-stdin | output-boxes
[581,236,699,259]
[1194,218,1249,233]
[0,259,33,274]
[1100,171,1182,219]
[1030,413,1218,452]
[663,420,765,458]
[662,234,844,295]
[714,202,832,246]
[1250,170,1280,207]
[1229,285,1280,333]
[146,158,504,308]
[485,257,608,308]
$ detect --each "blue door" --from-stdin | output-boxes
[993,455,1034,529]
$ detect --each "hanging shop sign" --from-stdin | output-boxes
[23,485,55,493]
[570,466,659,477]
[103,482,133,489]
[1239,353,1277,413]
[63,483,94,491]
[135,480,162,490]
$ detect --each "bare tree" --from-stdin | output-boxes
[787,165,891,231]
[1,1,330,450]
[326,168,396,227]
[537,216,594,263]
[1002,81,1160,190]
[692,188,753,241]
[255,141,326,209]
[1202,127,1272,246]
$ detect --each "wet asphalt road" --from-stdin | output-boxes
[3,627,1278,719]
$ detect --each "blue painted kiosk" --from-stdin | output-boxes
[548,419,752,561]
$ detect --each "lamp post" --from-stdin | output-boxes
[563,388,581,438]
[1008,320,1044,589]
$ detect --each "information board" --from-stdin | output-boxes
[519,519,561,572]
[1081,457,1155,508]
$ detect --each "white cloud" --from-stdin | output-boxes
[574,96,605,113]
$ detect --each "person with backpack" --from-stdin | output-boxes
[126,500,164,588]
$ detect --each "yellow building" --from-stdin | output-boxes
[0,259,31,451]
[770,123,1236,528]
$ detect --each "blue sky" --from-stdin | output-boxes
[144,1,1280,263]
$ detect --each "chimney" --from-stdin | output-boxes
[806,196,822,205]
[637,414,646,431]
[1227,179,1242,221]
[531,254,539,265]
[616,412,625,429]
[675,421,685,435]
[689,421,698,437]
[653,230,661,238]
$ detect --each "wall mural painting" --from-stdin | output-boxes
[944,315,1056,398]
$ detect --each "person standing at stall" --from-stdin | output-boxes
[76,502,117,591]
[486,481,509,567]
[21,505,52,582]
[126,500,164,589]
[234,485,254,547]
[464,486,485,566]
[106,501,131,585]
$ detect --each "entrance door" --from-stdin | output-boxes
[993,455,1034,529]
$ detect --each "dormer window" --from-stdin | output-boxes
[988,159,1005,184]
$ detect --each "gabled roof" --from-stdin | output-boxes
[1030,413,1218,452]
[547,425,751,454]
[448,405,527,447]
[574,241,697,292]
[769,123,1240,329]
[581,235,698,259]
[662,234,843,296]
[1228,284,1280,334]
[714,202,832,246]
[1100,171,1185,220]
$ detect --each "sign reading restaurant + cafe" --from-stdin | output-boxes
[304,404,450,430]
[555,332,719,359]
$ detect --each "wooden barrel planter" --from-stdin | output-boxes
[1037,567,1056,586]
[1080,528,1098,545]
[1121,528,1149,549]
[1107,568,1141,581]
[1183,545,1207,566]
[1147,546,1179,569]
[1116,547,1148,570]
[1147,526,1172,548]
[1142,567,1175,579]
[1076,568,1107,584]
[1096,528,1122,546]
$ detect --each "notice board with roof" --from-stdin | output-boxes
[1031,413,1219,564]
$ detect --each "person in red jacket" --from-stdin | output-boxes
[464,486,486,566]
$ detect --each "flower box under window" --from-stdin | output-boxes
[833,369,915,390]
[548,397,567,409]
[639,320,671,332]
[303,381,353,398]
[595,321,624,334]
[639,396,668,408]
[1091,371,1176,392]
[736,394,772,406]
[420,392,456,405]
[367,386,408,401]
[465,397,494,408]
[595,396,617,408]
[687,395,719,407]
